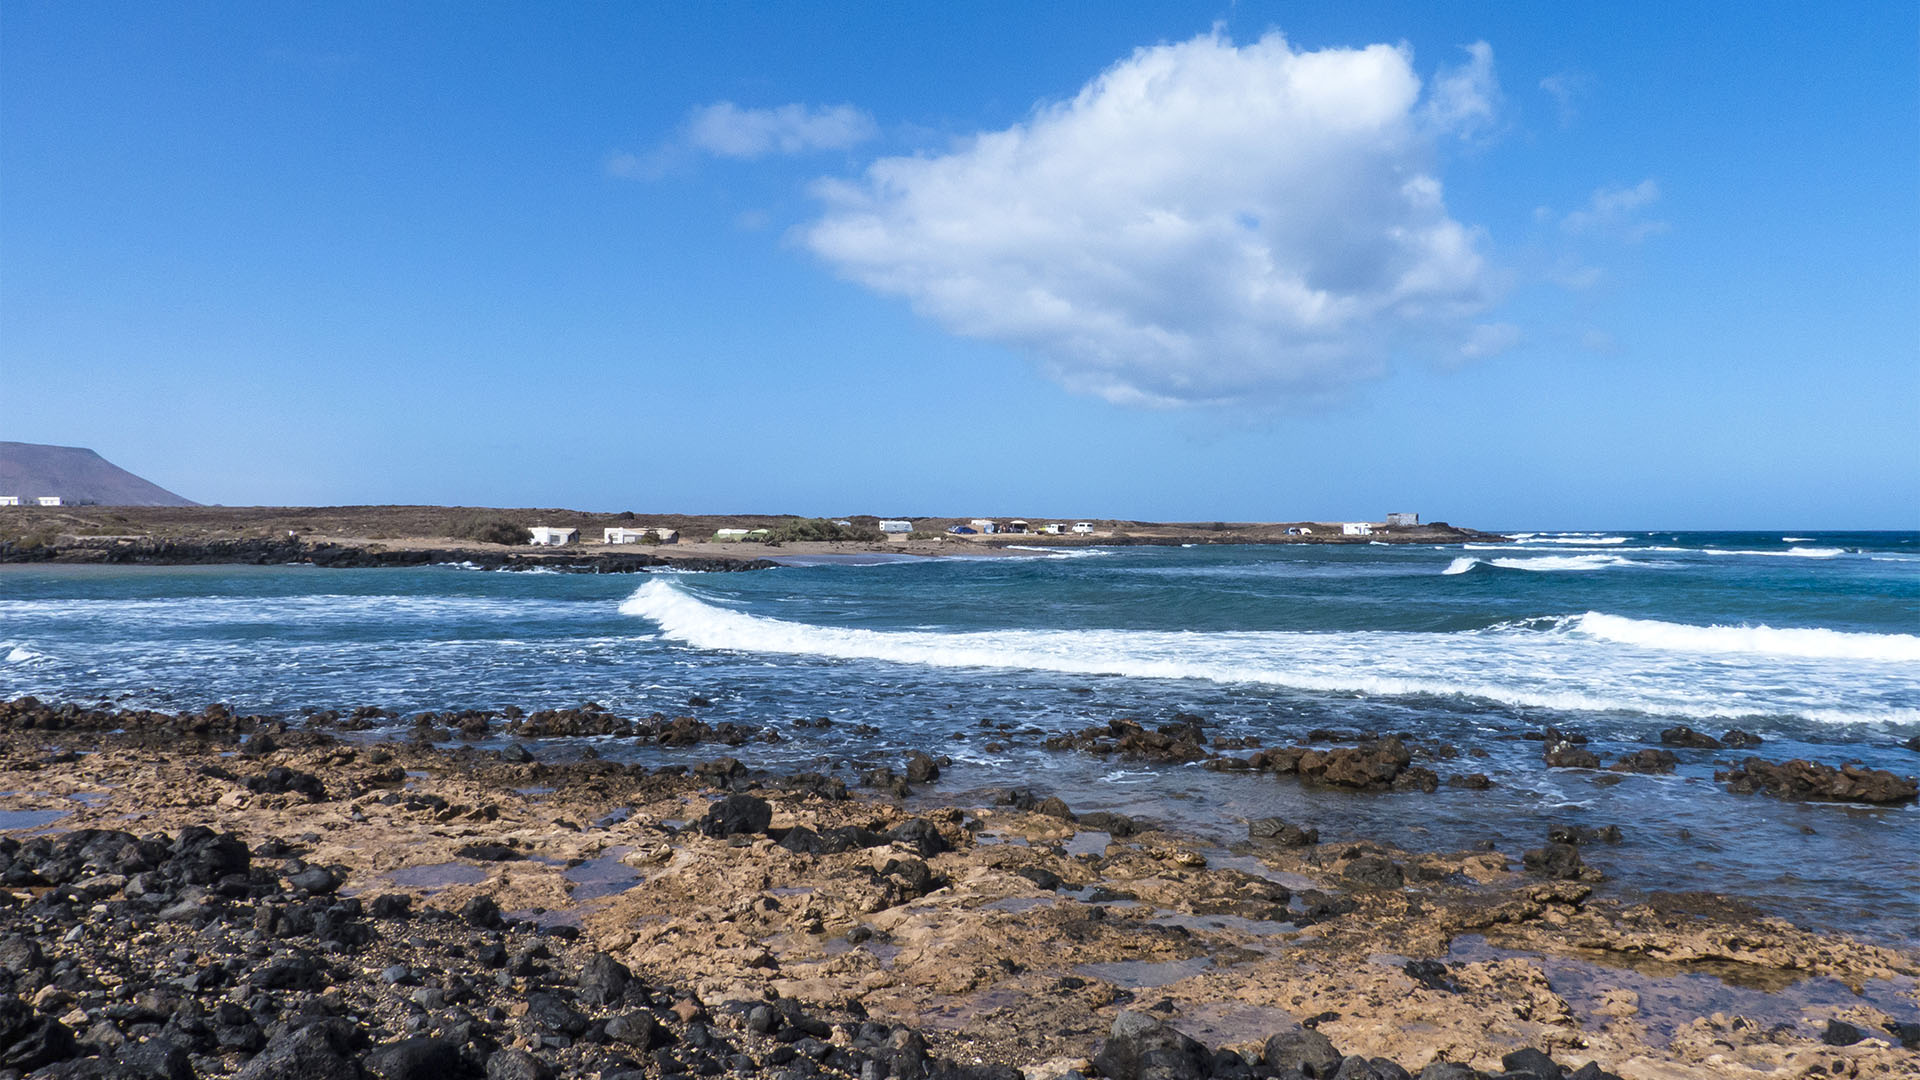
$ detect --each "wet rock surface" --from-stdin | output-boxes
[1,702,1916,1079]
[1716,757,1919,804]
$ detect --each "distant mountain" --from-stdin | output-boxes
[0,442,198,506]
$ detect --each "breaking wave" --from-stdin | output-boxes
[3,644,48,665]
[1510,534,1630,545]
[1444,554,1644,574]
[1565,612,1920,663]
[618,580,1914,724]
[1703,547,1845,558]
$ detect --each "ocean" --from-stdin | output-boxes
[3,531,1916,941]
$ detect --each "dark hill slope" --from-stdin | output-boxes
[0,442,197,506]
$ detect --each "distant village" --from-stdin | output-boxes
[0,495,64,507]
[518,514,1421,546]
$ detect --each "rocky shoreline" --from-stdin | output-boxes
[1,701,1916,1079]
[0,538,776,574]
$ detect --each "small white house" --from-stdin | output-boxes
[36,496,62,507]
[878,520,913,534]
[968,519,998,534]
[528,526,577,546]
[1386,512,1419,528]
[603,528,650,544]
[1341,522,1373,537]
[0,497,18,506]
[1072,522,1094,535]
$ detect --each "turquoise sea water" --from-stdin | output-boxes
[3,531,1916,940]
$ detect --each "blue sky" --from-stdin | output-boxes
[3,2,1915,528]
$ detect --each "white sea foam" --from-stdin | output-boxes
[1702,547,1845,558]
[1782,537,1815,543]
[3,644,47,665]
[1566,612,1920,662]
[1445,554,1646,574]
[1003,546,1113,558]
[0,594,577,627]
[1513,535,1630,545]
[618,579,1917,725]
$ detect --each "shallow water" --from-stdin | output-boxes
[1440,935,1920,1046]
[2,533,1915,941]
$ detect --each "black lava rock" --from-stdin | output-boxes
[1522,843,1585,880]
[1822,1019,1864,1046]
[1092,1010,1212,1080]
[1261,1026,1341,1078]
[0,994,77,1071]
[1341,855,1403,890]
[364,1037,476,1080]
[577,952,632,1007]
[1500,1048,1563,1080]
[699,794,772,838]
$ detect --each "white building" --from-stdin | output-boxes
[1340,522,1373,536]
[0,497,18,506]
[1386,512,1419,528]
[528,526,577,546]
[714,528,750,541]
[877,520,913,534]
[968,519,998,534]
[36,496,62,507]
[1072,522,1094,535]
[603,528,650,544]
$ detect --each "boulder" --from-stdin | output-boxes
[484,1050,554,1080]
[1718,758,1918,805]
[1609,749,1677,774]
[577,952,632,1007]
[1522,843,1585,880]
[1262,1027,1341,1078]
[235,1022,365,1080]
[0,995,76,1071]
[1500,1048,1563,1080]
[1659,727,1722,749]
[1342,855,1403,889]
[1091,1011,1211,1080]
[364,1037,473,1080]
[700,794,772,837]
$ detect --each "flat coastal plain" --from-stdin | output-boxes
[0,505,1505,572]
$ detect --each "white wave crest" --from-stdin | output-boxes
[1782,536,1815,543]
[1569,612,1920,663]
[1447,555,1646,573]
[1002,546,1113,558]
[4,644,48,665]
[1513,535,1629,545]
[1702,547,1845,558]
[618,580,1917,724]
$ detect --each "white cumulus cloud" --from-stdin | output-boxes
[801,31,1502,407]
[686,102,877,159]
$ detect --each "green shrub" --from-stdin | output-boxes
[767,518,883,543]
[450,515,528,546]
